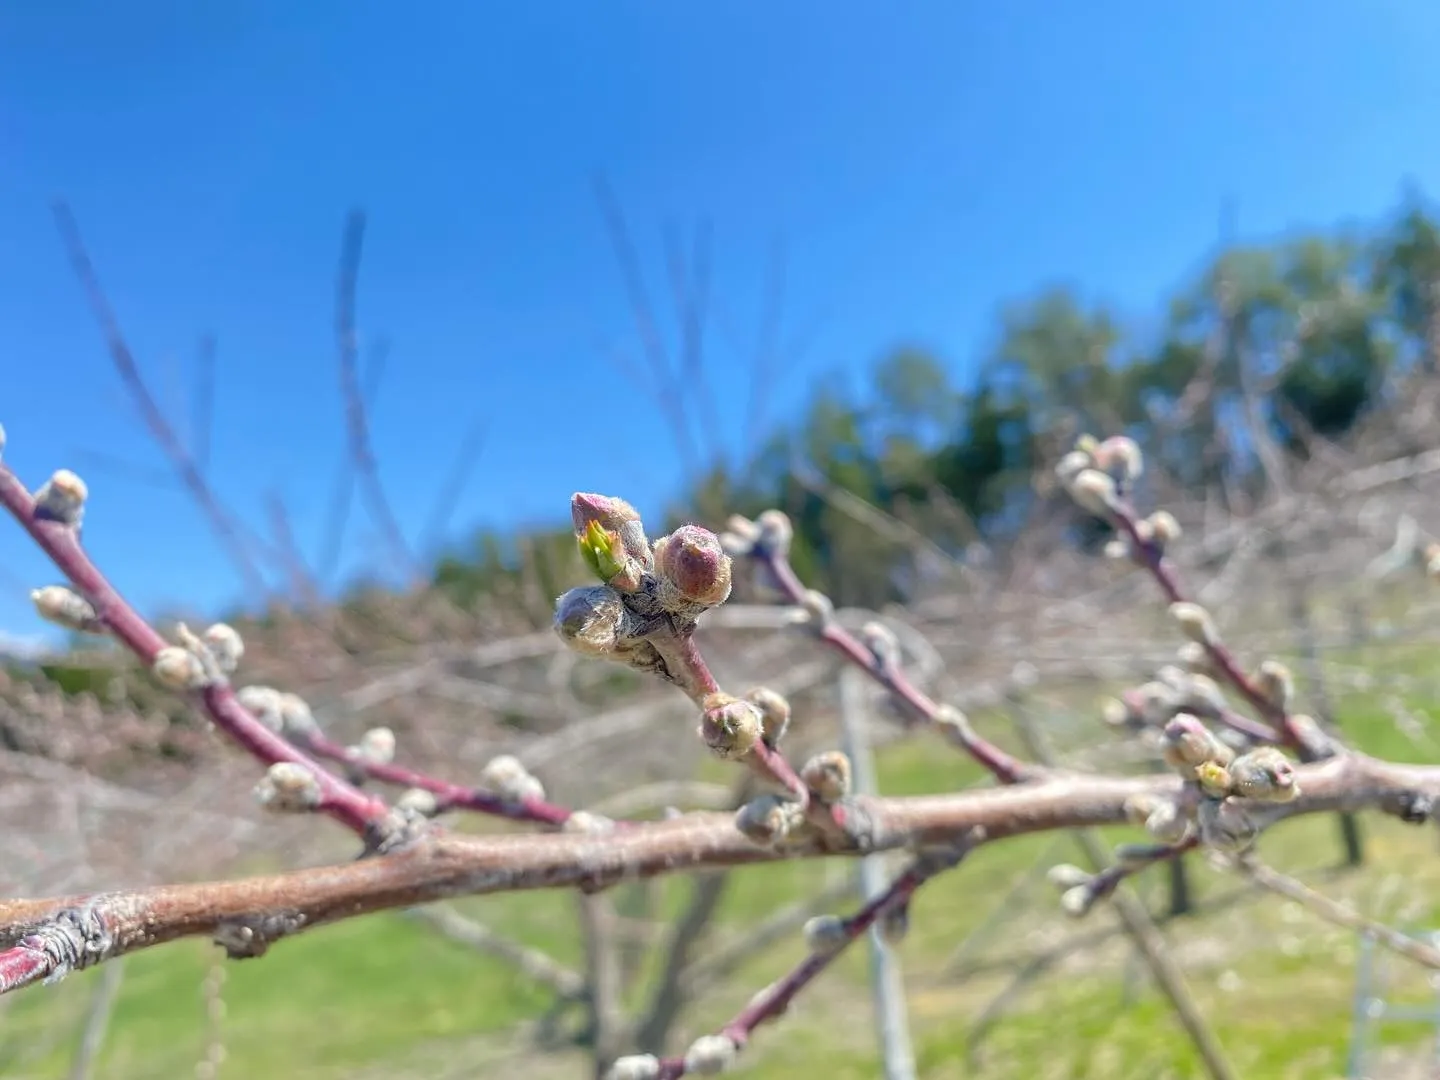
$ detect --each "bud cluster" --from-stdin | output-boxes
[555,493,735,673]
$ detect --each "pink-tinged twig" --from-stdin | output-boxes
[292,730,590,829]
[655,630,815,807]
[1109,505,1329,760]
[649,846,967,1078]
[746,540,1032,785]
[0,462,390,839]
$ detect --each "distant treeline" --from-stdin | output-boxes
[434,192,1440,612]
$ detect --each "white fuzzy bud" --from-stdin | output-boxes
[755,509,793,555]
[683,1034,738,1075]
[860,620,901,670]
[605,1056,660,1080]
[1256,660,1294,711]
[1060,885,1095,918]
[1047,863,1092,890]
[1068,469,1119,516]
[479,754,527,792]
[356,726,396,765]
[803,914,849,954]
[277,693,320,738]
[789,589,833,627]
[30,585,101,632]
[254,762,322,812]
[1055,450,1094,487]
[237,685,284,731]
[396,788,439,816]
[152,646,207,691]
[202,623,245,673]
[1148,510,1182,545]
[1169,602,1218,647]
[33,469,88,526]
[562,810,615,834]
[735,793,804,847]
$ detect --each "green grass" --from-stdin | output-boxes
[8,637,1440,1079]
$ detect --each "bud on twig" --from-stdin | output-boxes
[735,793,804,846]
[605,1056,660,1080]
[803,914,849,954]
[1229,747,1300,802]
[554,585,625,657]
[800,750,852,802]
[152,646,207,691]
[1069,469,1119,517]
[653,524,733,612]
[684,1034,738,1075]
[1169,602,1218,647]
[699,693,762,759]
[1255,660,1294,711]
[745,687,791,746]
[31,585,102,633]
[33,469,88,527]
[254,762,323,813]
[201,623,245,673]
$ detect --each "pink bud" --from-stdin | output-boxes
[654,525,733,612]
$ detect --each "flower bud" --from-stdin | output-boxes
[1054,450,1094,488]
[1169,602,1218,647]
[554,585,625,657]
[254,762,322,813]
[238,685,285,732]
[683,1034,738,1075]
[653,525,733,612]
[800,750,852,802]
[276,692,319,738]
[1145,801,1192,844]
[605,1056,660,1080]
[571,493,650,591]
[1047,863,1092,890]
[31,585,101,633]
[1148,510,1182,545]
[1060,884,1096,918]
[1092,435,1143,483]
[202,623,245,673]
[34,468,88,526]
[1255,660,1294,711]
[1228,747,1299,802]
[479,754,528,791]
[153,646,207,691]
[1069,469,1118,517]
[735,793,804,846]
[699,693,762,759]
[1161,713,1234,774]
[803,914,849,953]
[860,620,901,670]
[356,726,396,765]
[397,788,440,816]
[745,687,791,746]
[755,509,793,555]
[1198,798,1257,853]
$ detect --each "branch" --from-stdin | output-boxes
[3,754,1437,995]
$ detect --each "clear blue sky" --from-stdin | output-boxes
[2,1,1440,650]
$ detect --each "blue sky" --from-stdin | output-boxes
[3,1,1440,648]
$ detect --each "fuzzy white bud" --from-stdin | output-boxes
[803,914,849,954]
[1169,602,1218,647]
[605,1056,660,1080]
[1047,863,1092,890]
[202,623,245,673]
[152,646,207,691]
[33,469,88,526]
[1068,469,1119,516]
[396,788,439,816]
[683,1034,738,1075]
[254,762,322,812]
[356,726,396,765]
[1060,884,1095,918]
[31,585,101,633]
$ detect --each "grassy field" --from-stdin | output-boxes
[6,636,1440,1079]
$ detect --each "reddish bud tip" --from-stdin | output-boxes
[655,525,733,611]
